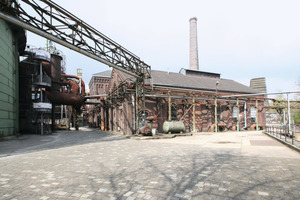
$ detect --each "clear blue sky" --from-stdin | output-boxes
[25,0,300,98]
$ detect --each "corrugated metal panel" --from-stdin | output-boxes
[0,19,19,137]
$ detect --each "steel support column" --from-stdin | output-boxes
[256,98,258,131]
[132,94,136,133]
[244,102,247,129]
[135,83,139,133]
[168,92,171,121]
[237,99,239,132]
[215,97,217,132]
[287,93,291,134]
[193,95,196,133]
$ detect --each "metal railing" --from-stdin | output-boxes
[265,125,300,147]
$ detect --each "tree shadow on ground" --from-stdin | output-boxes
[0,128,127,157]
[94,149,299,200]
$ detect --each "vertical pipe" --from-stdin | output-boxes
[193,95,196,133]
[109,105,112,131]
[135,84,139,131]
[41,113,43,135]
[215,97,217,132]
[65,105,68,124]
[40,62,43,135]
[292,125,295,145]
[79,78,82,94]
[256,99,258,131]
[142,78,146,126]
[40,62,43,85]
[52,103,55,132]
[40,64,43,102]
[105,102,109,131]
[66,105,70,129]
[168,91,171,121]
[236,99,239,132]
[285,125,287,142]
[61,105,63,120]
[287,93,291,135]
[244,102,247,129]
[280,126,282,139]
[132,94,136,133]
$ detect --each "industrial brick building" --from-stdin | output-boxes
[87,17,265,135]
[89,70,111,97]
[87,70,111,128]
[0,1,267,138]
[88,68,265,135]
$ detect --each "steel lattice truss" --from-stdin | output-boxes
[0,0,151,79]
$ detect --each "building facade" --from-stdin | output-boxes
[89,70,111,96]
[89,69,266,135]
[87,70,111,128]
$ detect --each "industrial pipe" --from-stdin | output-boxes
[61,74,86,95]
[45,73,86,110]
[45,90,84,109]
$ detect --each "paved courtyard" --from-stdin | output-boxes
[0,129,300,200]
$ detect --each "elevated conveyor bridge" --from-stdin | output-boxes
[0,0,151,80]
[0,0,151,129]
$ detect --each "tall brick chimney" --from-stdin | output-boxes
[189,17,199,70]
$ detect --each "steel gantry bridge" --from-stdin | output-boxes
[0,0,151,128]
[0,0,151,79]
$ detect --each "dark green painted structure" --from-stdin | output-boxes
[0,18,25,138]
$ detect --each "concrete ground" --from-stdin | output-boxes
[0,128,299,200]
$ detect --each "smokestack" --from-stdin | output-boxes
[189,17,199,70]
[77,68,82,79]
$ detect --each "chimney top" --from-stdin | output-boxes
[189,17,197,22]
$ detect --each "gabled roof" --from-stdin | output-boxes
[151,70,257,93]
[110,69,258,94]
[92,70,112,78]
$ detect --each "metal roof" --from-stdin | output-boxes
[112,69,258,94]
[92,70,112,77]
[151,70,258,93]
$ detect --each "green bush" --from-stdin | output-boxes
[294,111,300,124]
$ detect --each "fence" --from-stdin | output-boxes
[265,125,300,148]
